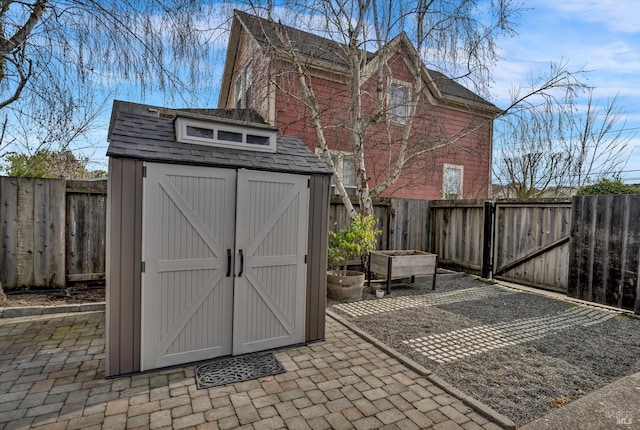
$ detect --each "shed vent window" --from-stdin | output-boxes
[186,126,214,139]
[175,117,277,153]
[247,135,269,145]
[218,130,243,142]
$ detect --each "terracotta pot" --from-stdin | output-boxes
[327,270,365,301]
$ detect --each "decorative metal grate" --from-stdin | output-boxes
[194,352,286,389]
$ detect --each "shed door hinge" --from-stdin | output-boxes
[141,261,146,273]
[308,178,310,188]
[305,254,308,264]
[142,166,147,178]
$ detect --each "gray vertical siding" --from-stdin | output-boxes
[106,158,143,377]
[305,175,330,342]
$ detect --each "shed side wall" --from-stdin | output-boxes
[306,175,330,341]
[106,158,143,377]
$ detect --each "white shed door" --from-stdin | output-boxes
[142,165,308,370]
[233,169,309,354]
[141,163,236,371]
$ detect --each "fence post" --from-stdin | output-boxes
[481,201,495,279]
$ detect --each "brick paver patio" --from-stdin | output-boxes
[0,311,505,429]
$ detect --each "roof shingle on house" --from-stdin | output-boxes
[228,9,498,111]
[106,103,332,176]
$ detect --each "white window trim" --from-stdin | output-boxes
[387,79,412,125]
[443,163,464,199]
[316,149,358,195]
[175,117,277,153]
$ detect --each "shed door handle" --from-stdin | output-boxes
[238,249,244,277]
[226,249,232,277]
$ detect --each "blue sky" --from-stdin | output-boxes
[90,1,640,181]
[490,0,640,182]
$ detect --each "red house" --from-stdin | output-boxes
[219,10,500,200]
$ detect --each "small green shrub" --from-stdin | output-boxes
[328,214,381,274]
[577,179,640,195]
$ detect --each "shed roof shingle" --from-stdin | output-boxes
[107,111,332,175]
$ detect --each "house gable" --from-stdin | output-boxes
[218,10,499,200]
[223,10,500,116]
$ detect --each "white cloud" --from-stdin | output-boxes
[534,0,640,33]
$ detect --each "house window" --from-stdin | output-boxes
[235,62,253,108]
[443,164,463,199]
[388,81,410,124]
[245,62,252,107]
[235,76,243,108]
[318,150,358,195]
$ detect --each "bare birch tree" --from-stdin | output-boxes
[0,0,223,168]
[494,88,632,198]
[241,0,587,219]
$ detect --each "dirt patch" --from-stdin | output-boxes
[1,287,105,308]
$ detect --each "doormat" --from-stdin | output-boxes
[194,352,286,389]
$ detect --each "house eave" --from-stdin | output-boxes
[218,17,246,108]
[439,94,502,117]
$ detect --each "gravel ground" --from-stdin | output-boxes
[328,274,640,426]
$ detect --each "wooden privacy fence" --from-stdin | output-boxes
[429,199,572,292]
[569,195,640,312]
[0,176,106,290]
[328,195,431,252]
[429,200,485,273]
[492,200,571,292]
[3,176,638,313]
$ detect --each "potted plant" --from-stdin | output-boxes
[327,213,381,301]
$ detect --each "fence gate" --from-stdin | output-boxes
[141,163,308,371]
[491,201,571,292]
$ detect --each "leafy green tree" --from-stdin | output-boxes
[3,149,98,178]
[328,214,381,274]
[4,151,52,177]
[577,179,640,196]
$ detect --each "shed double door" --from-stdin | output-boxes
[141,163,309,371]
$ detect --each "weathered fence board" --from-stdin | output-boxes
[0,178,67,289]
[34,179,66,287]
[493,201,571,292]
[66,180,107,282]
[568,195,640,312]
[388,198,430,251]
[0,177,19,288]
[0,176,106,289]
[429,200,485,272]
[327,197,432,269]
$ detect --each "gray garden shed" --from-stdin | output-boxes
[105,101,331,377]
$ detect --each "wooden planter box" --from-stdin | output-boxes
[368,250,438,294]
